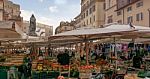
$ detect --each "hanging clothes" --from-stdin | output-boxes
[105,44,111,53]
[102,47,105,53]
[122,44,128,52]
[148,45,150,52]
[128,42,134,48]
[116,44,122,52]
[111,44,115,52]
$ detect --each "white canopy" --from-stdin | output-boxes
[53,24,150,37]
[55,24,138,36]
[50,24,150,42]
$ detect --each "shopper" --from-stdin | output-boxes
[23,63,28,79]
[9,65,17,79]
[18,65,24,79]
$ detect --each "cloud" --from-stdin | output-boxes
[21,10,35,21]
[38,16,52,25]
[20,10,52,26]
[54,0,67,5]
[39,0,44,2]
[49,6,58,13]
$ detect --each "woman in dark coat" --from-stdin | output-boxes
[27,63,32,78]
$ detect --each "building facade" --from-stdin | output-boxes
[0,0,23,29]
[74,0,105,28]
[55,21,75,34]
[74,14,82,29]
[105,0,150,27]
[0,0,22,21]
[37,23,53,36]
[23,21,53,37]
[105,0,117,24]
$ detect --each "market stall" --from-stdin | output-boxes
[48,23,150,78]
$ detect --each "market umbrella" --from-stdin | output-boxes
[49,24,140,65]
[49,25,139,46]
[50,23,150,65]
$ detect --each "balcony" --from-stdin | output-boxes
[8,15,22,21]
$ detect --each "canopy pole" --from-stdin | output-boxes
[85,41,89,65]
[45,46,48,56]
[114,37,117,70]
[84,35,89,65]
[33,43,36,56]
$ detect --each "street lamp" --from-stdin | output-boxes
[148,9,150,27]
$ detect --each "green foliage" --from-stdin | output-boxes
[70,70,79,78]
[138,71,146,78]
[0,56,6,62]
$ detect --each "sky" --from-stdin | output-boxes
[10,0,80,30]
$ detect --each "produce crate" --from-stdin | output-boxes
[0,69,7,79]
[32,71,60,79]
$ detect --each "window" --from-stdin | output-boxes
[93,5,95,12]
[128,0,131,3]
[108,0,111,8]
[93,15,95,22]
[90,17,92,23]
[90,0,91,3]
[107,15,113,23]
[136,12,143,21]
[83,22,85,26]
[117,20,122,24]
[127,16,133,24]
[136,14,139,21]
[89,8,92,14]
[81,15,83,19]
[86,20,88,25]
[64,27,67,31]
[127,6,132,12]
[86,10,88,16]
[136,1,143,8]
[83,13,85,18]
[87,1,89,6]
[103,3,106,10]
[117,11,122,16]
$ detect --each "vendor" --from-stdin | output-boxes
[133,53,143,68]
[100,53,106,60]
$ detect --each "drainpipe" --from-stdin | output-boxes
[2,0,4,20]
[148,9,150,27]
[123,9,125,24]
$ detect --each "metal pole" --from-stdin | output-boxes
[85,41,89,65]
[68,63,70,78]
[84,36,89,65]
